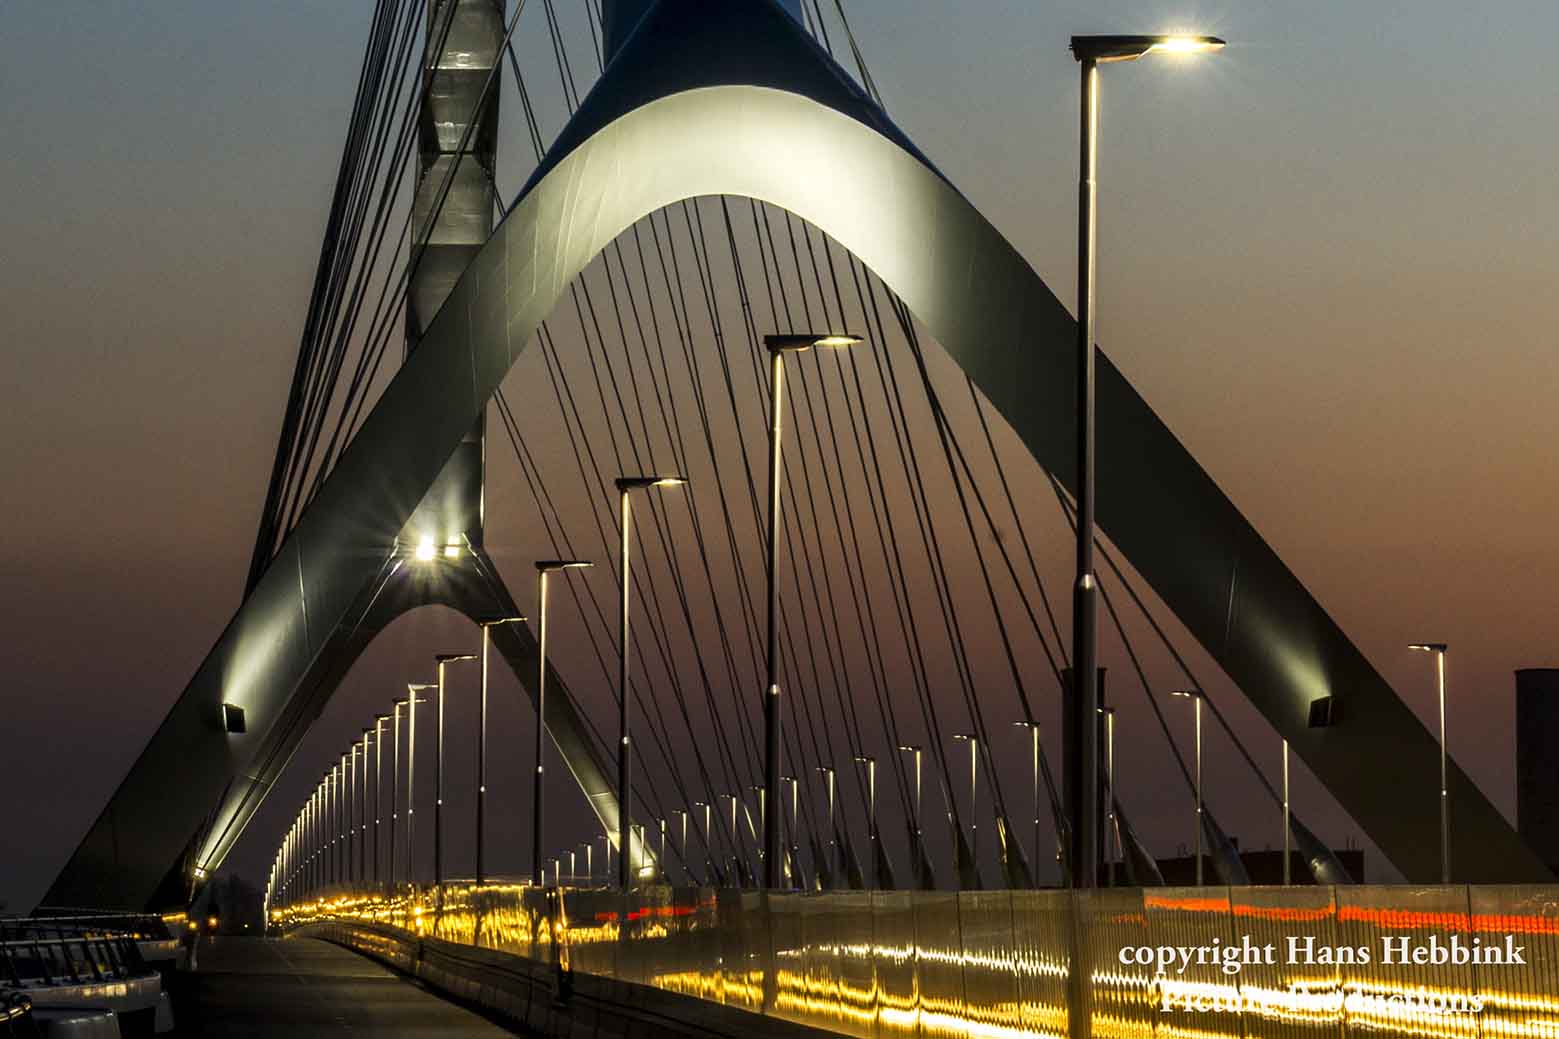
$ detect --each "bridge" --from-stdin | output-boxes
[20,0,1559,1036]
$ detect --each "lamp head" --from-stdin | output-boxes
[952,732,976,743]
[436,653,477,665]
[1408,643,1448,653]
[1171,688,1203,700]
[764,332,864,354]
[536,559,595,573]
[897,744,921,753]
[615,475,687,491]
[481,615,528,626]
[1071,34,1225,63]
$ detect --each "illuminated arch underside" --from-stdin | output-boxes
[48,0,1545,908]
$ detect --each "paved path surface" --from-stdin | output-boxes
[168,936,520,1037]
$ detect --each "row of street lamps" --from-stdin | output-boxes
[268,331,863,904]
[268,640,1450,902]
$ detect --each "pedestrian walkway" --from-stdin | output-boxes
[168,936,518,1037]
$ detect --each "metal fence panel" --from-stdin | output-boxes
[958,891,1019,1039]
[1076,887,1154,1039]
[1145,887,1246,1037]
[872,891,920,1039]
[1469,884,1559,1039]
[911,892,966,1039]
[1230,884,1342,1039]
[835,892,881,1039]
[1010,889,1071,1039]
[1335,885,1480,1039]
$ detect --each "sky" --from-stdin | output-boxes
[1,0,1557,911]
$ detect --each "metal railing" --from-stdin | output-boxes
[0,991,39,1039]
[0,919,150,990]
[281,882,1559,1039]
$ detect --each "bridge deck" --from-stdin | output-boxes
[170,936,517,1037]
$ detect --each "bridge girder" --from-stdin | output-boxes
[47,0,1547,907]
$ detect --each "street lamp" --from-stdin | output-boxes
[693,801,712,885]
[671,809,690,881]
[434,653,478,888]
[534,561,593,886]
[373,713,389,886]
[359,729,373,885]
[778,778,799,887]
[761,332,862,888]
[338,753,351,884]
[1012,721,1044,879]
[1171,689,1205,885]
[816,765,837,883]
[952,733,979,866]
[1410,642,1451,882]
[476,616,526,885]
[614,475,687,887]
[581,841,594,885]
[853,755,878,873]
[896,745,923,841]
[1099,707,1116,887]
[1068,31,1224,890]
[1281,737,1291,885]
[403,683,435,887]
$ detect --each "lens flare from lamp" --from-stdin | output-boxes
[416,536,436,561]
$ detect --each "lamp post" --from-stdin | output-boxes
[853,755,877,871]
[338,754,351,884]
[672,809,690,880]
[1099,707,1116,887]
[390,699,407,891]
[349,744,360,884]
[816,766,837,881]
[1068,31,1225,890]
[434,653,478,887]
[405,683,435,886]
[1281,738,1291,885]
[1410,642,1451,882]
[1171,689,1205,885]
[581,842,594,885]
[477,617,526,885]
[693,802,712,884]
[778,779,799,886]
[952,733,979,866]
[534,561,593,886]
[614,475,687,888]
[761,333,862,888]
[373,713,389,886]
[658,818,668,881]
[359,730,372,884]
[719,793,741,882]
[1012,721,1044,877]
[897,745,923,843]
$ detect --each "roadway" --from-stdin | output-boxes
[168,936,519,1037]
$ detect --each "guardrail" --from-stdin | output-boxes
[277,883,1559,1039]
[0,991,38,1038]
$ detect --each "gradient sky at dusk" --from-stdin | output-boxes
[2,0,1556,909]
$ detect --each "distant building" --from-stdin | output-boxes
[1516,668,1559,873]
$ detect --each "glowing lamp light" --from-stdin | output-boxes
[415,536,436,561]
[1070,33,1226,64]
[763,332,864,354]
[443,543,460,559]
[1153,36,1225,55]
